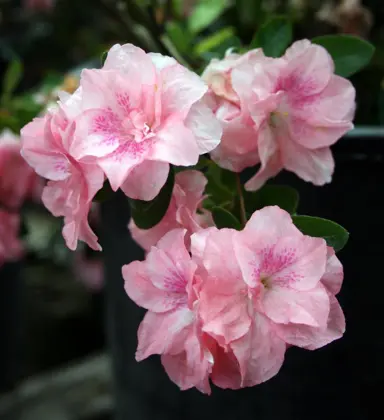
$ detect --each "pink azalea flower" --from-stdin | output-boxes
[194,206,345,388]
[122,229,215,394]
[202,49,270,172]
[21,90,105,251]
[204,41,355,189]
[235,40,355,190]
[0,130,40,210]
[0,210,23,267]
[129,170,213,251]
[70,44,222,201]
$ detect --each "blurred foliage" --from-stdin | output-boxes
[0,0,382,128]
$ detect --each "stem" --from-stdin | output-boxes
[236,174,246,228]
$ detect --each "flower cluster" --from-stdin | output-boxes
[21,44,221,250]
[20,39,356,391]
[203,40,355,190]
[0,130,41,266]
[123,206,345,393]
[129,170,213,251]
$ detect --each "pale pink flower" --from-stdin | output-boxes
[122,229,215,394]
[129,170,212,251]
[21,90,105,251]
[0,210,23,267]
[0,130,40,210]
[202,50,270,172]
[234,40,356,190]
[70,44,222,201]
[194,206,345,388]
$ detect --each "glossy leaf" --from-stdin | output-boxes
[292,215,349,252]
[212,207,242,230]
[129,167,175,229]
[194,27,237,57]
[250,16,292,57]
[166,21,192,55]
[245,185,299,216]
[188,0,229,34]
[312,35,375,77]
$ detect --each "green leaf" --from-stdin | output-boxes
[204,162,235,207]
[245,185,299,216]
[312,35,375,77]
[292,215,349,252]
[212,207,241,230]
[250,16,292,57]
[101,51,108,66]
[166,21,192,55]
[188,0,229,34]
[194,27,237,57]
[129,167,175,229]
[2,59,23,105]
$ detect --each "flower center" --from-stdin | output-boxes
[122,109,155,143]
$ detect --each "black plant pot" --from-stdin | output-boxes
[100,129,384,420]
[0,262,24,393]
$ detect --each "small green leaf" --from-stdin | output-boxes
[188,0,229,34]
[250,16,292,57]
[2,59,23,105]
[101,51,108,66]
[245,185,299,215]
[292,215,349,252]
[312,35,375,77]
[194,27,237,57]
[166,21,192,55]
[212,207,241,230]
[129,167,175,229]
[204,162,235,207]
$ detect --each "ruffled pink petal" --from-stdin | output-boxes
[199,281,251,346]
[121,160,169,201]
[244,124,283,191]
[159,63,207,120]
[281,41,334,98]
[287,116,353,150]
[21,117,71,181]
[174,170,208,209]
[184,100,222,154]
[274,294,345,350]
[280,138,335,186]
[321,247,344,295]
[242,206,301,239]
[234,232,327,291]
[210,345,242,390]
[151,118,200,166]
[103,44,157,87]
[123,260,183,313]
[161,333,213,394]
[155,228,193,268]
[230,312,286,387]
[289,75,356,125]
[136,308,195,361]
[210,143,260,173]
[97,140,151,191]
[190,227,218,269]
[262,283,330,327]
[71,108,122,160]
